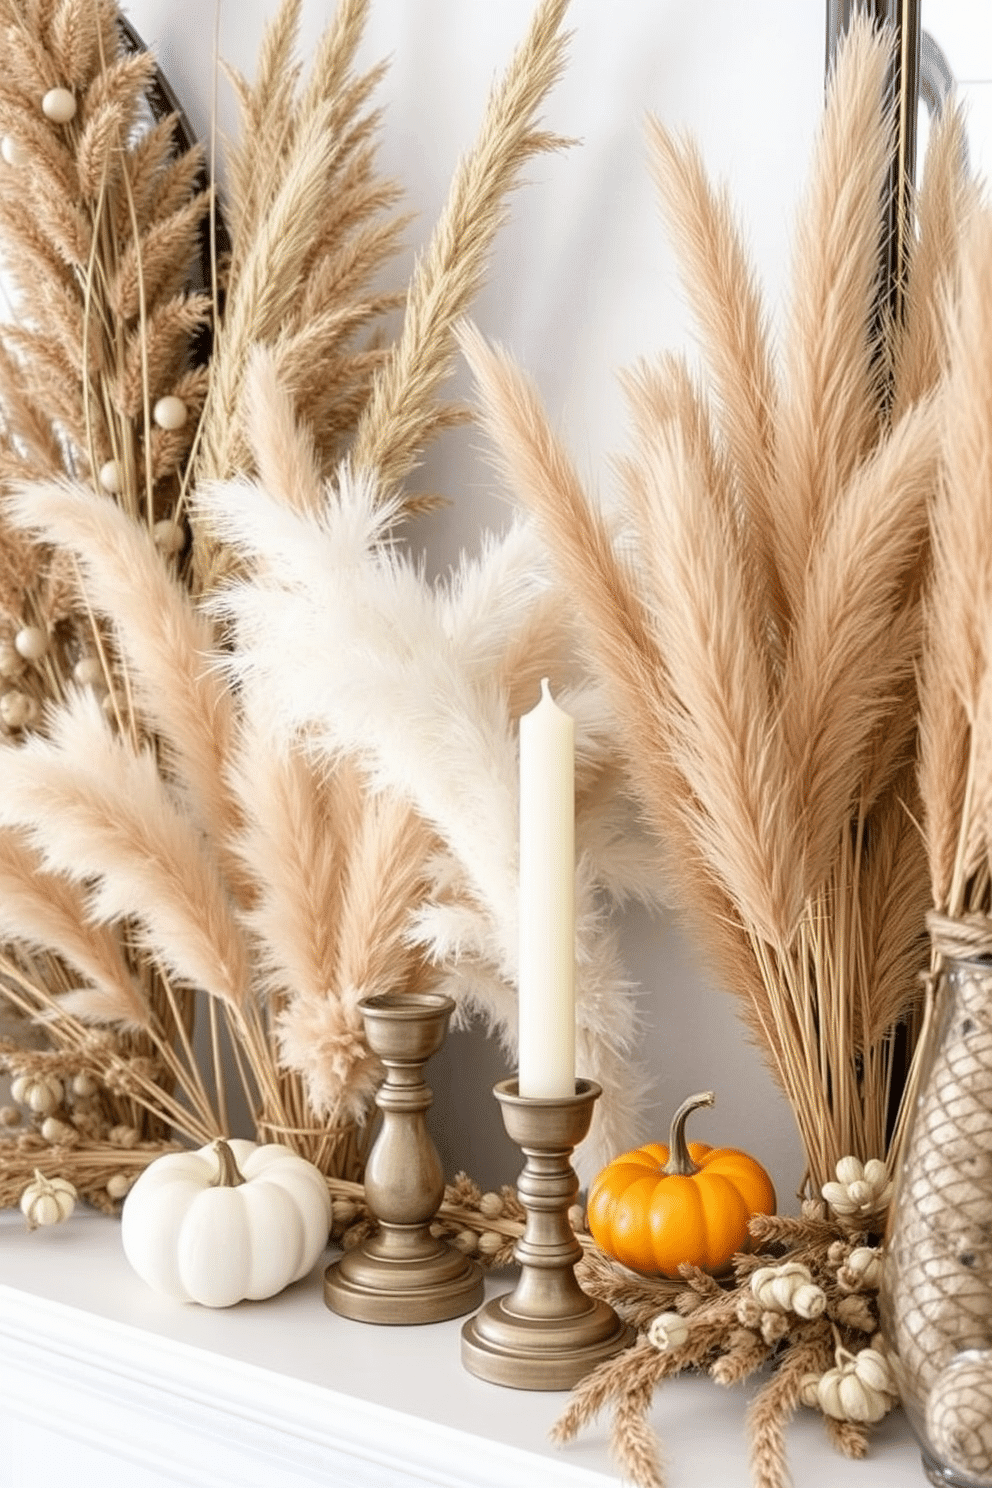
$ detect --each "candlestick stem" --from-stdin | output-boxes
[325,992,483,1325]
[461,1078,634,1388]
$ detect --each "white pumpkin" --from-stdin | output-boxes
[121,1138,332,1307]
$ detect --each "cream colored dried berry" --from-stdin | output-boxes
[14,626,47,661]
[152,395,188,430]
[41,88,76,123]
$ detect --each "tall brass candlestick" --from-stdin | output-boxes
[461,1078,634,1389]
[324,991,483,1325]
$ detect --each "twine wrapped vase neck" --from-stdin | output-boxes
[927,910,992,964]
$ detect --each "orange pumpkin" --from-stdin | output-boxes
[587,1091,776,1277]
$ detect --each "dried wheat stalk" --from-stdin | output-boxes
[555,1201,890,1488]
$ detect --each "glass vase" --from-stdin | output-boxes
[880,948,992,1487]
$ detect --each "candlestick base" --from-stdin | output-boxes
[324,992,483,1326]
[461,1078,635,1390]
[325,1229,484,1326]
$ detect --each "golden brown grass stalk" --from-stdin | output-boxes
[348,0,572,505]
[191,0,407,585]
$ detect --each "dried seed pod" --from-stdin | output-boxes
[479,1191,503,1218]
[760,1310,790,1345]
[792,1282,827,1320]
[647,1311,690,1352]
[451,1229,479,1254]
[735,1291,763,1328]
[106,1174,131,1200]
[108,1124,139,1148]
[816,1346,897,1424]
[1,690,39,729]
[331,1198,358,1228]
[822,1155,892,1217]
[751,1261,824,1318]
[73,657,106,689]
[11,1073,62,1115]
[838,1245,884,1292]
[0,641,24,678]
[40,1116,77,1145]
[20,1170,76,1229]
[153,519,185,555]
[477,1230,504,1256]
[835,1294,876,1332]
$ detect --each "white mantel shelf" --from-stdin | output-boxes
[0,1211,922,1488]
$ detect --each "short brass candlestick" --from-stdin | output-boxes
[461,1077,634,1389]
[324,991,483,1325]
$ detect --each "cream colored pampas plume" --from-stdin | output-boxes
[0,477,436,1157]
[199,458,658,1173]
[461,15,951,1191]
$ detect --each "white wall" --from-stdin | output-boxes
[40,1,991,1203]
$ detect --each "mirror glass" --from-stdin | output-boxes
[920,1,992,180]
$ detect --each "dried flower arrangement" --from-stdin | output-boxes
[456,14,981,1487]
[0,0,655,1209]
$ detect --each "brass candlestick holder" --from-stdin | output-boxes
[461,1077,634,1389]
[324,991,483,1325]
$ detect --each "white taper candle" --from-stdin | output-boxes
[517,677,576,1098]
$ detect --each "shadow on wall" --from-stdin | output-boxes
[430,1024,520,1194]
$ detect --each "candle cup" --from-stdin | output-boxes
[461,1078,635,1389]
[324,991,483,1325]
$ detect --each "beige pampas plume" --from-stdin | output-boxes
[0,829,150,1029]
[0,693,249,1012]
[4,479,244,892]
[919,206,992,918]
[770,16,894,617]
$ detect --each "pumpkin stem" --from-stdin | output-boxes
[211,1138,246,1188]
[661,1091,715,1177]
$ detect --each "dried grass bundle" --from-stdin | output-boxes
[0,0,583,1197]
[463,15,967,1194]
[192,0,573,592]
[192,0,407,509]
